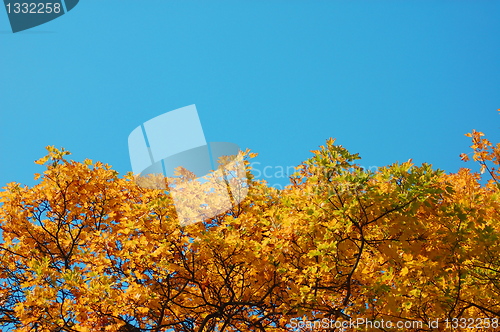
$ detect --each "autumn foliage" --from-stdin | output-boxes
[1,127,500,331]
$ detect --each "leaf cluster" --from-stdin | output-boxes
[0,130,499,331]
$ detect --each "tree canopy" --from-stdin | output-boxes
[1,129,500,331]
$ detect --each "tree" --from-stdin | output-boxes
[0,130,499,331]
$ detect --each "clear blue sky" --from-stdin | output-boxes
[1,0,499,189]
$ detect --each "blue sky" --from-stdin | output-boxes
[1,0,499,189]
